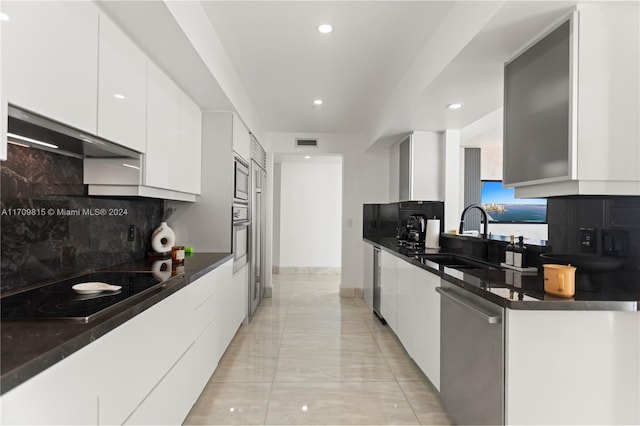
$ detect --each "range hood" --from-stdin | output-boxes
[7,105,141,159]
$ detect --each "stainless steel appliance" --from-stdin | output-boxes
[233,155,250,203]
[406,214,427,249]
[249,158,266,317]
[437,280,505,425]
[232,204,249,273]
[0,272,164,323]
[7,105,140,159]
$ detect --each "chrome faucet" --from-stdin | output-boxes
[459,204,489,239]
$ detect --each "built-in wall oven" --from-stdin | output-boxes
[232,204,249,273]
[234,155,250,203]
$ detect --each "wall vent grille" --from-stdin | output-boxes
[295,138,318,148]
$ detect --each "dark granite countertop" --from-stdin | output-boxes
[365,238,639,312]
[0,252,233,395]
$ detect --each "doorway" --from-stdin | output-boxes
[272,154,343,276]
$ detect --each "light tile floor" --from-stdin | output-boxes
[184,273,452,425]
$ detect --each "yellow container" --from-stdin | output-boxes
[543,264,577,298]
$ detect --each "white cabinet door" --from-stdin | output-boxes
[97,14,147,153]
[145,61,201,195]
[124,345,197,426]
[396,258,413,354]
[177,93,202,194]
[95,287,191,425]
[0,341,99,425]
[411,268,441,390]
[145,61,182,191]
[398,132,443,202]
[380,251,398,331]
[505,309,640,425]
[232,113,250,161]
[3,1,98,133]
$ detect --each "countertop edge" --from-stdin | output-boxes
[363,238,638,312]
[0,252,233,395]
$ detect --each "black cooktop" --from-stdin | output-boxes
[1,272,165,323]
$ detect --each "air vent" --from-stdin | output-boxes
[295,138,318,148]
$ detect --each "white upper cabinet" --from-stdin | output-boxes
[232,114,250,162]
[3,1,99,134]
[145,61,201,195]
[504,4,640,197]
[97,14,147,153]
[398,131,444,202]
[145,62,182,191]
[178,93,203,195]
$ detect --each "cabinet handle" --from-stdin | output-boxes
[436,287,502,324]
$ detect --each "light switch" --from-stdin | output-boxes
[579,228,597,253]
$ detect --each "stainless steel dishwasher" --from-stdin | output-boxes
[436,280,504,425]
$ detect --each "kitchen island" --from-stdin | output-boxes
[364,237,640,425]
[0,252,241,425]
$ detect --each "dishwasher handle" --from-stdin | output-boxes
[436,287,502,324]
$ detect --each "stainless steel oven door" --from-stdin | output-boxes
[232,205,250,273]
[234,156,250,203]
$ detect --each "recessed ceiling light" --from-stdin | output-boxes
[313,99,323,106]
[318,24,333,34]
[447,103,464,110]
[304,156,311,159]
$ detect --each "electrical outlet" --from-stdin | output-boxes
[128,224,135,242]
[579,228,597,253]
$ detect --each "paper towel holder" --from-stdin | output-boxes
[425,218,441,249]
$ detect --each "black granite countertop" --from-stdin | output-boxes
[0,252,233,395]
[366,238,639,312]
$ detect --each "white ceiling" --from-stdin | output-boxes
[99,1,581,146]
[201,1,455,135]
[200,0,579,146]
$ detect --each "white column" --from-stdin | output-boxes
[443,130,461,232]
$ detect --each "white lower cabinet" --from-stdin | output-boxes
[376,249,441,391]
[95,283,193,425]
[124,344,197,426]
[396,258,413,354]
[505,309,640,425]
[0,259,239,425]
[380,251,398,331]
[411,268,441,390]
[0,339,99,425]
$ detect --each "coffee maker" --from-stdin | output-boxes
[406,215,427,249]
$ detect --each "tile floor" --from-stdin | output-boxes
[184,273,452,425]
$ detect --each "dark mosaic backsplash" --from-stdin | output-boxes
[1,145,164,292]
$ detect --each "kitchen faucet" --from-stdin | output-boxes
[459,204,489,239]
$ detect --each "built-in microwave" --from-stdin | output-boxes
[234,155,250,203]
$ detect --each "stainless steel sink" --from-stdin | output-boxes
[412,253,498,270]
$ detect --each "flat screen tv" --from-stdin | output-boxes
[481,180,547,223]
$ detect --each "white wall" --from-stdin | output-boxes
[276,160,342,268]
[265,132,390,292]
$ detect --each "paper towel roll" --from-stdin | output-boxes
[425,219,441,249]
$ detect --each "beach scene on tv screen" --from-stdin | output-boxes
[481,181,547,223]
